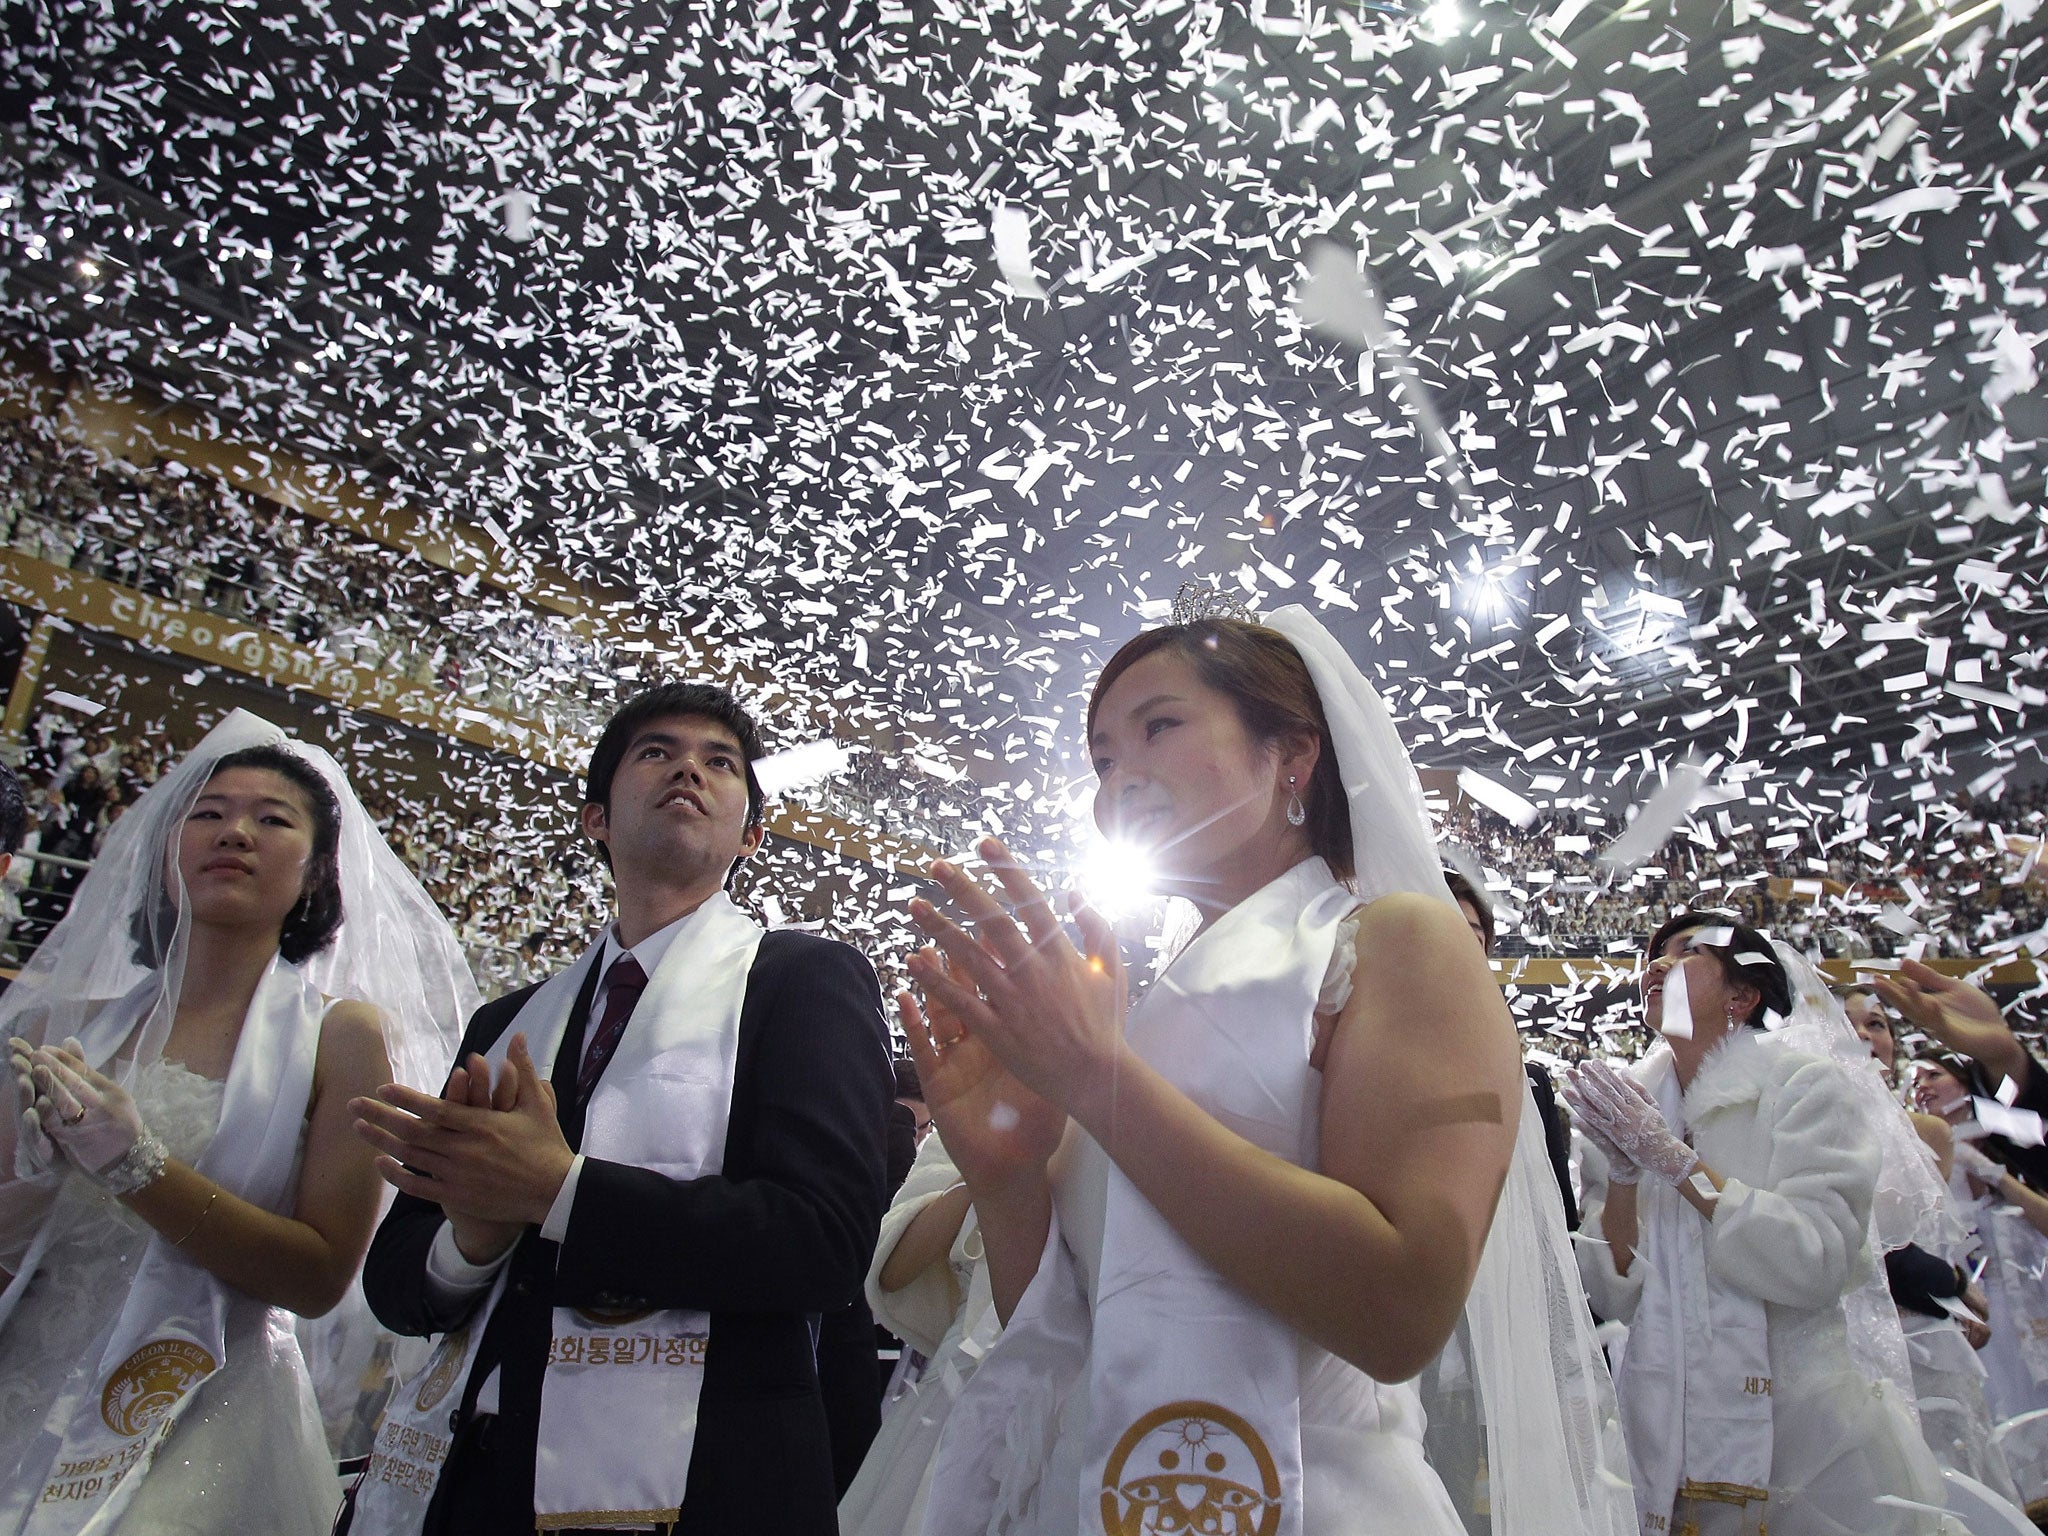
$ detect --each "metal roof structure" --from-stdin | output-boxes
[1,0,2043,845]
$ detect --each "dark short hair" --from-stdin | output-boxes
[1645,910,1792,1028]
[134,744,346,966]
[1086,620,1352,880]
[1444,869,1494,949]
[583,683,766,868]
[892,1057,922,1102]
[0,763,23,855]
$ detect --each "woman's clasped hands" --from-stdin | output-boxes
[9,1035,165,1193]
[898,837,1127,1183]
[1565,1060,1701,1187]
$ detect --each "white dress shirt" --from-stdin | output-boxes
[420,909,695,1412]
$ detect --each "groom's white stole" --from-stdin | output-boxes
[0,958,325,1536]
[921,858,1355,1536]
[352,892,763,1533]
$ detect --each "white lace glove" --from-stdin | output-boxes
[1954,1140,2009,1191]
[1566,1060,1700,1187]
[7,1036,57,1175]
[26,1041,167,1195]
[1561,1088,1641,1186]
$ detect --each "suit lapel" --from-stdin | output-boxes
[457,956,607,1435]
[552,959,606,1153]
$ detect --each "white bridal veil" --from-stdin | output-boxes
[1266,605,1638,1536]
[0,709,474,1435]
[1765,939,1960,1408]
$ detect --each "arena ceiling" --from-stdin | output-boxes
[1,0,2044,857]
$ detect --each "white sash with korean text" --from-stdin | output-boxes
[352,893,761,1533]
[0,959,324,1536]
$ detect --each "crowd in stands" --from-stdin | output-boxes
[1448,782,2048,964]
[0,418,625,739]
[10,707,2044,1008]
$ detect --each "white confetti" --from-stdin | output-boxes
[990,205,1048,301]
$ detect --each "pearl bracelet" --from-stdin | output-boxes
[92,1128,169,1197]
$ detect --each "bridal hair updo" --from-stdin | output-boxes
[132,743,346,966]
[1087,619,1354,881]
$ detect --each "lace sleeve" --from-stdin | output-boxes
[1316,908,1364,1015]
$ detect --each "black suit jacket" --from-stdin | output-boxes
[1524,1062,1580,1230]
[361,928,892,1535]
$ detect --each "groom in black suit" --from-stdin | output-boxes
[350,682,891,1535]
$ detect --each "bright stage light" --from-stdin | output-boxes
[1456,562,1517,622]
[1075,835,1161,921]
[1423,0,1462,40]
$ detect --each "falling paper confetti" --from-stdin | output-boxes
[43,691,106,717]
[1659,956,1694,1042]
[990,205,1048,301]
[1598,765,1711,878]
[1458,769,1539,829]
[753,739,852,799]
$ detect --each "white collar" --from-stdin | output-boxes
[599,905,697,985]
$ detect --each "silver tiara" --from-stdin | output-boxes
[1170,579,1258,626]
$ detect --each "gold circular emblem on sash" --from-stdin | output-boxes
[571,1306,656,1327]
[99,1339,217,1438]
[1099,1400,1283,1536]
[414,1324,471,1413]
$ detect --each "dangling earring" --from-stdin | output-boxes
[1286,774,1307,828]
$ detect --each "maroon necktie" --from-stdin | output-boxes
[578,953,647,1101]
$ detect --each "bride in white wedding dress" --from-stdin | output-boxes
[895,596,1633,1536]
[0,712,468,1536]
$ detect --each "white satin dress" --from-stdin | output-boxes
[840,1133,999,1536]
[1005,908,1468,1536]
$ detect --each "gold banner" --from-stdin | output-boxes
[0,547,581,771]
[0,549,938,875]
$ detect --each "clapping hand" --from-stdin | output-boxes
[10,1037,162,1190]
[351,1034,576,1246]
[437,1050,531,1262]
[1874,961,2016,1067]
[898,971,1065,1190]
[1564,1061,1700,1186]
[8,1036,56,1174]
[902,838,1125,1163]
[1568,1104,1642,1187]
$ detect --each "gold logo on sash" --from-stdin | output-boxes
[1100,1400,1283,1536]
[414,1324,471,1413]
[571,1306,656,1327]
[100,1339,216,1437]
